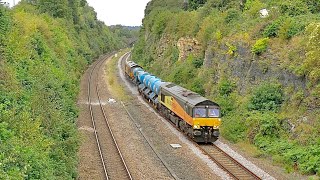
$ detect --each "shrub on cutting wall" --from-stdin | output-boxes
[251,37,269,55]
[248,83,283,111]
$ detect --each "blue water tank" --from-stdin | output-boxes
[143,75,155,87]
[147,77,158,90]
[138,71,149,84]
[153,80,164,95]
[148,77,160,91]
[133,67,143,79]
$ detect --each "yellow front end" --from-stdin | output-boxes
[192,117,221,129]
[129,72,134,79]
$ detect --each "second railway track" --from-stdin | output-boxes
[87,54,132,180]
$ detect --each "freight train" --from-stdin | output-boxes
[124,60,221,143]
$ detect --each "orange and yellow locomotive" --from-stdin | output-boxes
[124,60,221,143]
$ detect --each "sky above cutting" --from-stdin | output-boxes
[87,0,151,26]
[3,0,151,26]
[2,0,17,6]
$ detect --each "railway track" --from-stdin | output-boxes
[119,52,263,180]
[201,144,261,180]
[87,54,132,180]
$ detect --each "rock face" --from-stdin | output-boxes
[204,48,214,68]
[144,31,315,110]
[204,42,308,95]
[155,34,309,99]
[177,37,202,61]
[157,34,174,58]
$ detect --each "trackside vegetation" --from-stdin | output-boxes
[0,1,129,178]
[133,0,320,176]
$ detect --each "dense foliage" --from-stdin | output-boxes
[187,0,207,10]
[109,25,140,47]
[0,1,125,178]
[133,0,320,176]
[248,83,283,111]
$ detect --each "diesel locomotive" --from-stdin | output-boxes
[124,60,221,143]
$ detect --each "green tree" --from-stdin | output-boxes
[188,0,207,10]
[38,0,70,18]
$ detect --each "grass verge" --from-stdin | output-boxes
[104,50,131,101]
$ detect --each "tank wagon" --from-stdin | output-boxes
[124,60,221,143]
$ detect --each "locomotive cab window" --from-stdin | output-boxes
[161,94,165,102]
[194,108,206,118]
[208,108,220,117]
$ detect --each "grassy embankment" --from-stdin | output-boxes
[0,1,128,178]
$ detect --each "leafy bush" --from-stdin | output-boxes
[221,114,247,143]
[264,15,314,39]
[145,0,183,15]
[279,17,305,40]
[132,34,147,66]
[253,134,320,174]
[216,93,237,116]
[256,113,280,137]
[251,37,269,55]
[278,0,309,16]
[303,0,320,14]
[168,61,195,85]
[226,42,237,56]
[304,23,320,83]
[191,57,204,68]
[171,46,180,63]
[225,8,240,23]
[218,79,235,96]
[188,0,207,10]
[296,145,320,174]
[163,10,198,37]
[244,0,266,17]
[263,20,280,38]
[248,83,283,111]
[0,6,11,42]
[190,78,205,96]
[150,10,172,38]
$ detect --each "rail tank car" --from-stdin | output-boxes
[124,60,221,143]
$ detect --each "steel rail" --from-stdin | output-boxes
[87,56,110,179]
[211,144,261,180]
[95,54,133,180]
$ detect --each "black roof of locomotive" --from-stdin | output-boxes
[160,82,219,108]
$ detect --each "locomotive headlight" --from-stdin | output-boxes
[193,125,200,129]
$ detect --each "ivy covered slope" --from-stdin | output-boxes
[133,0,320,176]
[0,1,125,179]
